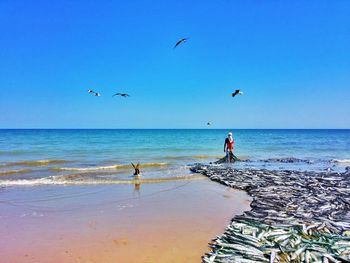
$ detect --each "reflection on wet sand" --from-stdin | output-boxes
[134,182,141,192]
[0,179,251,263]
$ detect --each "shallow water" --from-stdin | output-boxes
[0,179,250,263]
[0,129,349,184]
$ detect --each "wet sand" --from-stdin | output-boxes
[0,177,251,263]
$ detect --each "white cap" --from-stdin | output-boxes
[228,132,232,136]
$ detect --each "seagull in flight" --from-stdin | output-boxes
[88,89,101,96]
[174,38,188,49]
[232,89,243,98]
[113,93,130,98]
[207,122,211,126]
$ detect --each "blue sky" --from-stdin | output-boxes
[0,0,349,128]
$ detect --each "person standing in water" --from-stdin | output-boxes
[224,132,235,162]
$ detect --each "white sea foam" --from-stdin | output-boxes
[52,162,169,172]
[0,174,202,186]
[54,165,121,171]
[0,178,65,186]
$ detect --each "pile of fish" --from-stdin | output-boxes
[262,157,313,164]
[214,153,239,164]
[190,164,350,262]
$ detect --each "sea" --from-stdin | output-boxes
[0,129,349,186]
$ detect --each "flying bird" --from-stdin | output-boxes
[207,122,211,126]
[232,89,243,98]
[174,38,188,49]
[88,89,101,96]
[113,93,130,98]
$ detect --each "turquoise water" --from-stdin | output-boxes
[0,129,349,186]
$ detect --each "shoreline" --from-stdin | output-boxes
[0,177,251,263]
[191,164,350,262]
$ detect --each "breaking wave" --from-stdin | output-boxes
[50,162,169,172]
[0,174,203,187]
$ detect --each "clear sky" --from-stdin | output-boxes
[0,0,349,128]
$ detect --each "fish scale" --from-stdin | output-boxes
[190,165,350,263]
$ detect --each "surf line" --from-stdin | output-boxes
[1,181,194,214]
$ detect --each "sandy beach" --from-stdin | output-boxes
[0,178,251,263]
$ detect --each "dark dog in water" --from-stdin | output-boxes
[131,163,140,176]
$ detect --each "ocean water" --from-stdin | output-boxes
[0,129,349,186]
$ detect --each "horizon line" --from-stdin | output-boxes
[0,128,349,130]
